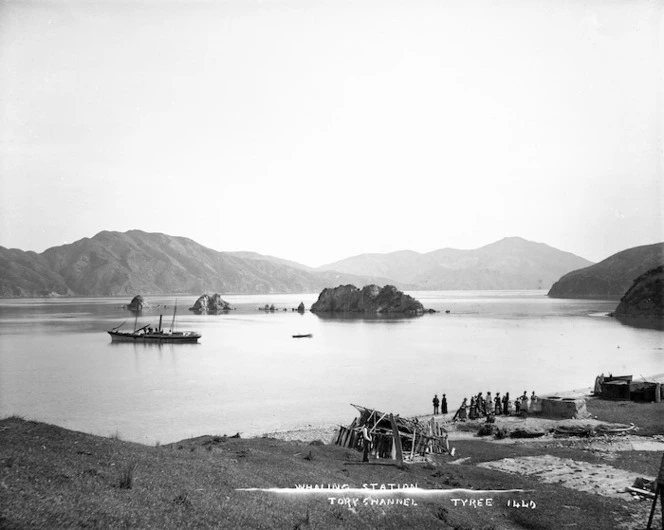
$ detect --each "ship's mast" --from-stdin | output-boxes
[171,300,177,332]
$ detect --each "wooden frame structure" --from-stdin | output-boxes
[333,404,449,464]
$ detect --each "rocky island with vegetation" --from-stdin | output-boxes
[124,295,147,312]
[189,293,233,313]
[310,284,431,314]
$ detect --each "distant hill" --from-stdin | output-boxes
[318,237,593,290]
[0,232,608,297]
[225,251,314,272]
[613,265,664,329]
[0,230,392,297]
[548,243,664,300]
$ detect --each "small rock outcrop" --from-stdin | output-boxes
[297,302,305,313]
[310,284,427,315]
[126,295,146,312]
[189,293,232,313]
[613,265,664,329]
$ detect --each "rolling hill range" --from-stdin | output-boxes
[0,232,597,297]
[0,231,393,297]
[548,243,664,300]
[317,237,593,290]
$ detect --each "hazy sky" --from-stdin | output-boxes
[1,0,662,266]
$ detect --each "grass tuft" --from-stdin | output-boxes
[435,506,449,521]
[117,461,137,489]
[172,492,191,509]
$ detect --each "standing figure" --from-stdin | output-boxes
[432,394,440,415]
[502,392,509,415]
[530,391,539,413]
[485,392,492,415]
[494,393,501,415]
[520,391,529,415]
[453,398,468,421]
[469,397,477,419]
[441,394,448,414]
[361,424,372,462]
[515,396,521,414]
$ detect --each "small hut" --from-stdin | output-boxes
[333,404,449,464]
[597,374,662,402]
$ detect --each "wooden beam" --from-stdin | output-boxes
[369,413,388,433]
[389,413,404,468]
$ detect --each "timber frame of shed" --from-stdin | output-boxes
[333,404,450,465]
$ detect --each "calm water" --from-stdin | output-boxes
[0,291,662,445]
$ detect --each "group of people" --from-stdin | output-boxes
[432,394,448,415]
[457,391,540,420]
[431,391,540,421]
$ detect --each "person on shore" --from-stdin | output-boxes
[515,395,521,414]
[441,394,448,414]
[529,391,539,413]
[469,397,477,419]
[520,391,528,415]
[485,392,492,415]
[494,393,501,415]
[361,424,372,462]
[453,398,468,421]
[502,392,510,415]
[432,394,440,415]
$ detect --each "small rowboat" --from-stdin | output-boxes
[292,333,313,338]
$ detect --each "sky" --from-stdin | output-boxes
[0,0,662,267]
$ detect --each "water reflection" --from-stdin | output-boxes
[312,312,423,322]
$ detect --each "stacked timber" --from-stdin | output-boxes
[335,404,449,463]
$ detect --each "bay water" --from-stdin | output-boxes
[0,291,662,445]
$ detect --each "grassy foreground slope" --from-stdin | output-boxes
[1,415,661,529]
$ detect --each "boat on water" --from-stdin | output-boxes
[108,306,201,343]
[292,333,313,338]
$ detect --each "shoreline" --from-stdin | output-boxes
[5,374,663,447]
[260,374,664,444]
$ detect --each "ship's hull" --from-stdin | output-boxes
[108,331,201,343]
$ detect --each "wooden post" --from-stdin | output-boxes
[646,453,664,529]
[389,414,403,468]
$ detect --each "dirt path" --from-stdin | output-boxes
[477,454,654,499]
